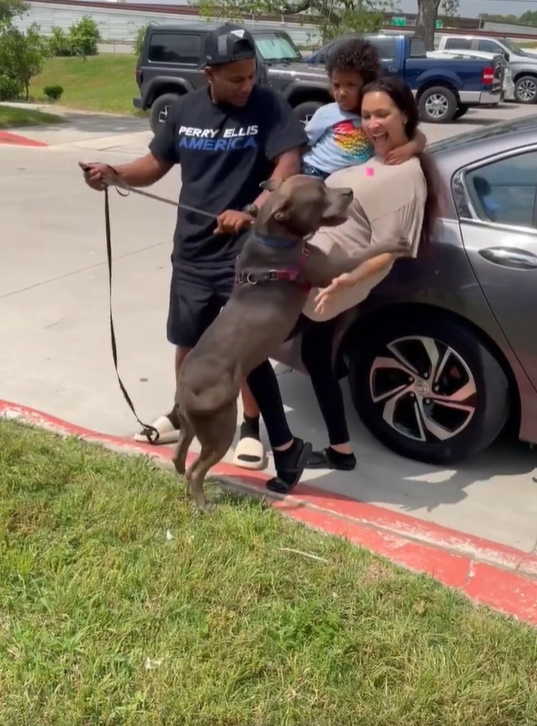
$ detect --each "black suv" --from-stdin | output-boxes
[134,25,332,133]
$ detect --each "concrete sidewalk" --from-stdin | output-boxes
[1,142,537,560]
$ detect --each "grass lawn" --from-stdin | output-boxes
[30,54,140,115]
[1,419,537,726]
[0,104,64,128]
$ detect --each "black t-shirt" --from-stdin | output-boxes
[149,86,307,283]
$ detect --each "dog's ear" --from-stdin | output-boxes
[259,179,282,192]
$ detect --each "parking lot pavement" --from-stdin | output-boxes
[1,107,537,554]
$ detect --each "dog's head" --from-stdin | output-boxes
[256,175,353,239]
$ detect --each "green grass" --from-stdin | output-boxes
[30,54,140,115]
[0,104,64,128]
[1,419,537,726]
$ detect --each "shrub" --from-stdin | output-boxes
[68,15,100,58]
[43,83,63,100]
[0,24,49,99]
[134,23,151,55]
[0,73,22,100]
[48,26,73,57]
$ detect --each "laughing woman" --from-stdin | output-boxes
[244,75,443,493]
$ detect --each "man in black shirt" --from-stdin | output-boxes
[81,24,308,471]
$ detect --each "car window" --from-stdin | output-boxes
[477,39,501,54]
[410,37,427,57]
[445,37,472,50]
[466,151,537,228]
[148,33,201,64]
[371,37,397,61]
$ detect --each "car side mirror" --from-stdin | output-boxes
[504,52,510,61]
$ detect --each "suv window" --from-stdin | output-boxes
[371,37,397,61]
[477,39,501,54]
[445,37,472,50]
[466,151,537,228]
[148,32,201,64]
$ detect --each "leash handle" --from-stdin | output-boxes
[104,187,160,444]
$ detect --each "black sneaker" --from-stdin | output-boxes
[306,447,356,471]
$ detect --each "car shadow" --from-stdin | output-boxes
[273,365,537,516]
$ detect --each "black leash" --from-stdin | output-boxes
[101,167,218,444]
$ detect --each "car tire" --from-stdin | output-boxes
[418,86,458,123]
[149,92,182,134]
[514,75,537,104]
[347,315,510,465]
[454,104,470,119]
[293,101,324,127]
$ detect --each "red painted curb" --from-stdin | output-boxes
[1,399,537,626]
[0,130,48,147]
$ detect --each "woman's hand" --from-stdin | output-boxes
[314,272,355,315]
[215,210,254,235]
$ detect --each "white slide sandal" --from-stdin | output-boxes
[233,436,266,470]
[133,415,180,445]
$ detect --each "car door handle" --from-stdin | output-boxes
[478,247,537,269]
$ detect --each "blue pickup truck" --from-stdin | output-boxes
[305,34,506,123]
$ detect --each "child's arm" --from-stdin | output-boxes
[385,128,427,165]
[304,105,332,146]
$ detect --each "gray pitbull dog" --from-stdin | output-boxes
[173,174,409,511]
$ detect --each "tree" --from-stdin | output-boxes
[0,0,27,31]
[0,23,49,98]
[440,0,458,17]
[415,0,441,51]
[197,0,395,44]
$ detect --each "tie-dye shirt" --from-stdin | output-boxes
[302,102,374,174]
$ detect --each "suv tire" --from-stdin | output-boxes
[149,92,182,134]
[418,86,458,123]
[514,75,537,104]
[347,315,510,465]
[293,100,324,127]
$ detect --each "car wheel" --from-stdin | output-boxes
[347,316,510,465]
[149,92,181,134]
[418,86,458,123]
[454,104,470,119]
[514,75,537,104]
[293,101,324,128]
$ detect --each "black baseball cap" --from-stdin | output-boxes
[204,24,257,66]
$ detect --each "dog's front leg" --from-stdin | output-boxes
[305,238,410,289]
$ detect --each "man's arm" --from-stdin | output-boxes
[111,153,174,188]
[81,101,180,191]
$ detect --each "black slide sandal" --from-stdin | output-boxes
[266,438,313,495]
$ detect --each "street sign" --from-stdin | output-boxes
[435,20,443,28]
[391,17,407,26]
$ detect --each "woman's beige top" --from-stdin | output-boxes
[303,155,427,322]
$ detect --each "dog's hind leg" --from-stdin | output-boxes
[189,401,237,512]
[172,409,195,477]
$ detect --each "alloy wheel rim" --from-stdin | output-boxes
[425,94,448,119]
[368,335,477,443]
[517,79,537,102]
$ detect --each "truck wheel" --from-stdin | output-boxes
[418,86,458,123]
[514,75,537,104]
[293,101,324,127]
[454,104,470,119]
[149,92,181,134]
